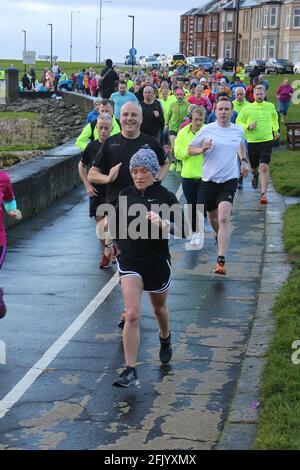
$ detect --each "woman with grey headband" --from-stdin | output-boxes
[108,148,186,388]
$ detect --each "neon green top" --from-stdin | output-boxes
[174,123,204,179]
[236,101,279,143]
[0,70,4,80]
[165,100,189,133]
[75,116,120,151]
[232,99,249,114]
[159,95,176,118]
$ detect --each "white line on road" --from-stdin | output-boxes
[0,273,119,420]
[0,183,182,420]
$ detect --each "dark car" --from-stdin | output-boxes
[187,56,214,72]
[265,58,294,74]
[124,55,137,66]
[245,60,267,73]
[216,57,235,71]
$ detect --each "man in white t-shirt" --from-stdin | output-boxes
[188,97,249,275]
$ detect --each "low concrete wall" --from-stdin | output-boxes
[4,91,98,229]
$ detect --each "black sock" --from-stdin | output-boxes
[217,256,225,265]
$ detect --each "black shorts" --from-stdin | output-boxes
[202,178,238,213]
[89,195,106,218]
[117,256,171,293]
[248,141,273,169]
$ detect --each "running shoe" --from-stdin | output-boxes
[213,262,227,275]
[159,332,172,364]
[260,193,267,205]
[0,288,6,319]
[118,308,126,330]
[99,254,110,269]
[252,173,259,189]
[113,366,138,388]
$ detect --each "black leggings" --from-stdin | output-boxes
[182,178,207,232]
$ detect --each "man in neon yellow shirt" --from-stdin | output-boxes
[232,87,249,114]
[76,99,120,151]
[237,85,280,204]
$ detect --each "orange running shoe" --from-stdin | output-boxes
[260,193,267,205]
[214,257,227,275]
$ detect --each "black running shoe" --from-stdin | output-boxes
[252,173,259,189]
[159,332,172,364]
[113,366,138,388]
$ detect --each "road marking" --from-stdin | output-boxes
[0,273,119,420]
[0,183,183,420]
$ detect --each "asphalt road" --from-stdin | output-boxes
[0,171,266,450]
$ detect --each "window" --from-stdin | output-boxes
[268,39,276,58]
[197,41,202,56]
[263,8,268,28]
[293,8,300,28]
[291,42,300,63]
[211,40,217,57]
[208,17,213,32]
[243,10,249,32]
[226,13,233,32]
[270,7,277,28]
[286,8,291,29]
[283,42,289,59]
[212,16,218,31]
[221,12,225,32]
[262,39,267,59]
[252,39,260,59]
[254,9,261,31]
[182,19,187,33]
[242,40,249,61]
[197,17,203,32]
[225,41,232,58]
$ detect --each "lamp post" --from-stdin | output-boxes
[98,0,112,64]
[234,0,240,75]
[70,10,80,62]
[21,30,27,72]
[128,15,135,73]
[96,18,99,63]
[47,23,53,65]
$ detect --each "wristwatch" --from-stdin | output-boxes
[241,158,247,163]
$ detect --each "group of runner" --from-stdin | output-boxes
[74,60,281,387]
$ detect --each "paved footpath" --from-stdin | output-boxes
[0,171,289,450]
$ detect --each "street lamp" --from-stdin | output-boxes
[96,18,99,63]
[70,10,80,62]
[47,23,53,65]
[98,0,112,64]
[128,15,135,73]
[21,30,27,72]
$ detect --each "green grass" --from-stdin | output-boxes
[0,111,38,121]
[254,205,300,449]
[270,150,300,196]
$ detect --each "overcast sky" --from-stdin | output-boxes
[0,0,206,65]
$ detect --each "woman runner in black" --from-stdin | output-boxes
[109,148,186,387]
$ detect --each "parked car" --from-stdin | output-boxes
[265,58,294,74]
[165,53,187,70]
[124,55,137,66]
[245,60,267,73]
[216,57,235,71]
[136,56,145,66]
[139,56,160,70]
[293,62,300,74]
[187,56,214,72]
[157,54,168,68]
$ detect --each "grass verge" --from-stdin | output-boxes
[270,150,300,197]
[0,111,38,121]
[253,158,300,449]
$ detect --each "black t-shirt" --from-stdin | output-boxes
[81,140,106,198]
[93,133,166,205]
[140,100,165,138]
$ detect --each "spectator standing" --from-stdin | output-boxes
[99,59,119,98]
[276,78,294,123]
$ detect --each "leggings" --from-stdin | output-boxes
[0,244,7,269]
[182,178,207,233]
